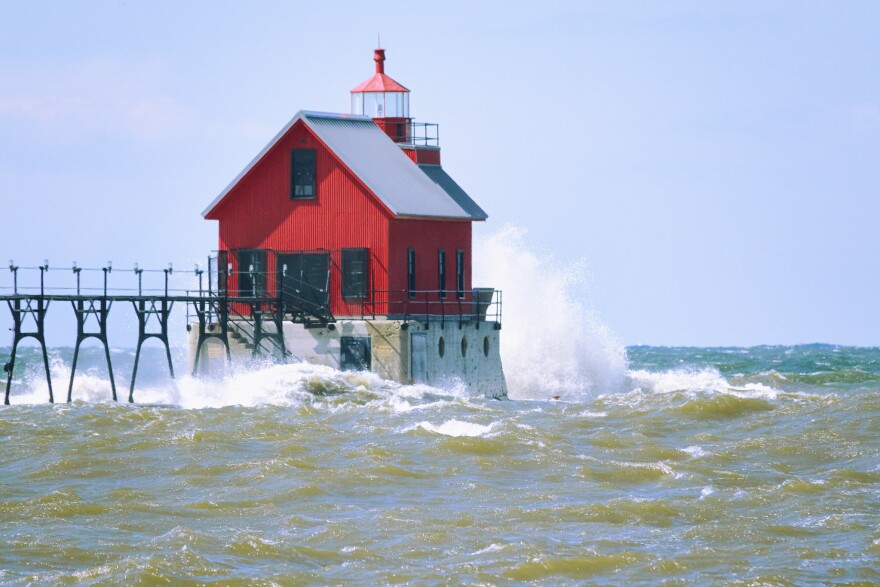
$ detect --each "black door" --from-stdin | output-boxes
[277,253,330,316]
[341,336,371,371]
[238,249,266,297]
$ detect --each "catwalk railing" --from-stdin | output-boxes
[0,260,216,405]
[0,260,501,404]
[358,288,501,326]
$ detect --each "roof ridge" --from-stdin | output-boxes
[301,111,372,122]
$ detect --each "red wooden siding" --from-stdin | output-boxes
[210,120,392,317]
[400,147,441,165]
[372,117,410,143]
[387,218,472,314]
[207,116,477,319]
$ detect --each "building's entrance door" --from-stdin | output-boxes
[410,332,427,384]
[237,249,266,297]
[277,253,330,317]
[341,336,371,371]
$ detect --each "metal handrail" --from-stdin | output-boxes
[227,304,288,357]
[359,288,501,324]
[3,265,501,326]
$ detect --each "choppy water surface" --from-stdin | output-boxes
[1,345,878,585]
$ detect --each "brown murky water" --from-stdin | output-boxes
[1,345,878,585]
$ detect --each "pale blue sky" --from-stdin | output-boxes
[1,1,878,346]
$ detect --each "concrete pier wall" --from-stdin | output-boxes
[187,319,507,399]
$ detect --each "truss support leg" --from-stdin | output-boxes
[130,338,144,404]
[192,299,230,376]
[275,301,287,359]
[5,298,53,404]
[68,298,115,402]
[67,339,81,404]
[129,300,175,403]
[251,302,287,360]
[4,337,19,406]
[251,302,263,359]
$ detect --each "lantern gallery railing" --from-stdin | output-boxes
[388,121,440,147]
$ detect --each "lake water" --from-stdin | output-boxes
[1,343,877,585]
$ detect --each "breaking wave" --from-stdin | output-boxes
[3,354,470,411]
[473,225,627,400]
[627,367,781,399]
[408,420,496,437]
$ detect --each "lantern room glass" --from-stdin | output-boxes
[351,91,409,118]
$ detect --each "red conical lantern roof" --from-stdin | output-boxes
[350,48,410,93]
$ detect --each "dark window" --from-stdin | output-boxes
[407,248,416,298]
[396,122,404,140]
[438,249,446,299]
[238,249,266,297]
[342,248,368,299]
[456,250,465,299]
[290,148,316,199]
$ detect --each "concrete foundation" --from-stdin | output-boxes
[187,318,507,399]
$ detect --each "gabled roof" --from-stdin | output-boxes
[203,111,486,221]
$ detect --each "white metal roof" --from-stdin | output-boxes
[203,110,481,220]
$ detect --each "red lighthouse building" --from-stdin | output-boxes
[196,48,505,396]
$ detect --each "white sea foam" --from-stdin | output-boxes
[165,363,472,410]
[626,367,782,398]
[410,419,495,437]
[627,367,731,395]
[472,544,505,555]
[474,225,627,400]
[6,357,471,410]
[683,445,708,458]
[7,356,119,405]
[383,395,454,413]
